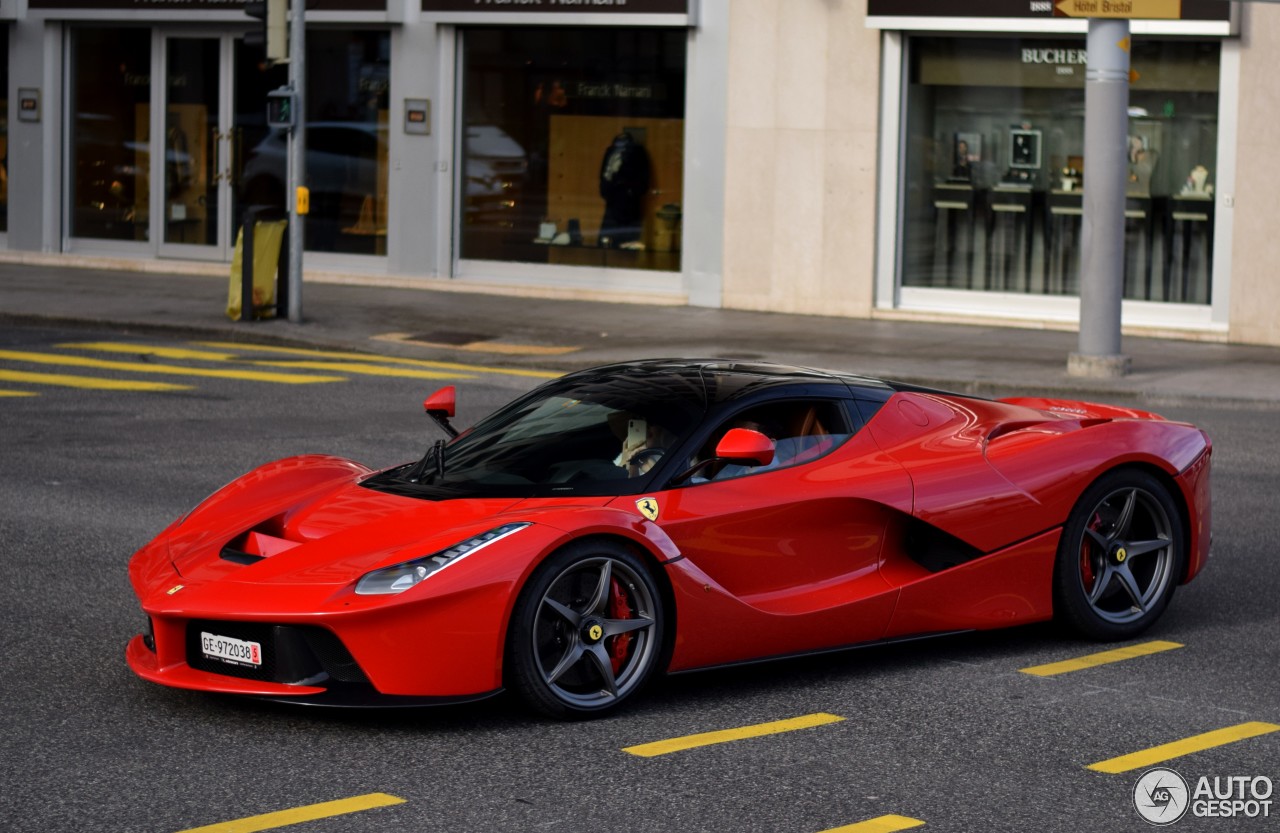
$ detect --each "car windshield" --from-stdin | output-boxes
[363,367,707,499]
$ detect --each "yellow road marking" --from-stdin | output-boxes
[0,368,192,392]
[1020,640,1184,677]
[0,349,344,385]
[0,389,39,397]
[623,713,845,758]
[174,792,405,833]
[58,342,239,361]
[819,815,926,833]
[196,340,562,379]
[247,360,471,380]
[373,331,580,356]
[1088,722,1280,774]
[59,342,469,379]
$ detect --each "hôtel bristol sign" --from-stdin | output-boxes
[866,0,1228,24]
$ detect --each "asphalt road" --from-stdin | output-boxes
[1,322,1276,833]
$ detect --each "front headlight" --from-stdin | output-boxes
[354,523,531,596]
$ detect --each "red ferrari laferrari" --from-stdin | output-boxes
[127,360,1212,717]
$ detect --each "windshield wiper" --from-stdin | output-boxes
[405,438,447,484]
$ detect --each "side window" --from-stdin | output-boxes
[688,400,853,483]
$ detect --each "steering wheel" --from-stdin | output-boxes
[628,447,667,473]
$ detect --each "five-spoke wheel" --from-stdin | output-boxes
[1054,469,1185,640]
[506,540,664,718]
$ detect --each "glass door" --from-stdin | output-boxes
[156,33,289,260]
[158,33,232,259]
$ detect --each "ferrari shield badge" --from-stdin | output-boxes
[636,497,660,522]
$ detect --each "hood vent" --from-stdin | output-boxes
[220,520,302,565]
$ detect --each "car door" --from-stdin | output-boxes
[650,397,915,667]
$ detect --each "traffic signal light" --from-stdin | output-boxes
[267,87,297,128]
[244,0,288,65]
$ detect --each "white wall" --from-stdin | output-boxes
[721,0,881,318]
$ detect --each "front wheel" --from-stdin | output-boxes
[1054,469,1185,641]
[505,540,664,719]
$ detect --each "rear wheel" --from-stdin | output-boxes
[505,540,664,719]
[1054,469,1184,640]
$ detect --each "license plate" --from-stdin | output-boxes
[200,631,263,667]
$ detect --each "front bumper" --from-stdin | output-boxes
[126,633,500,707]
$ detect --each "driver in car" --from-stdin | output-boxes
[614,417,672,477]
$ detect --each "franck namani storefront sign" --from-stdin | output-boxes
[27,0,384,9]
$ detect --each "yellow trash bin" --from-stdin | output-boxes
[227,219,288,321]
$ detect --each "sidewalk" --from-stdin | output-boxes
[4,257,1280,405]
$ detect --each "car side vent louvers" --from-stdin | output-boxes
[904,518,984,573]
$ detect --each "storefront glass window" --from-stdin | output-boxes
[69,28,152,242]
[0,31,8,233]
[460,27,687,272]
[238,30,390,255]
[902,37,1220,305]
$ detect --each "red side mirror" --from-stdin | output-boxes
[423,386,456,418]
[715,427,775,467]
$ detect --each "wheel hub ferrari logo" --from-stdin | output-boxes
[1116,547,1128,563]
[636,497,660,522]
[585,622,604,643]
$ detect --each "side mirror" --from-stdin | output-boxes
[715,427,775,467]
[423,386,459,438]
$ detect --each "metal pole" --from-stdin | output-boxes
[1069,19,1131,378]
[286,0,306,323]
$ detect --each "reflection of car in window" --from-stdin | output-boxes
[463,124,528,227]
[239,122,388,253]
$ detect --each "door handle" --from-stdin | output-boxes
[210,128,224,184]
[231,127,243,191]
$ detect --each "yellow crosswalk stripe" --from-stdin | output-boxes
[818,816,926,833]
[174,792,406,833]
[58,342,239,361]
[0,368,192,392]
[0,349,344,385]
[1088,722,1280,773]
[373,330,580,356]
[247,360,471,380]
[1020,640,1184,677]
[57,342,470,380]
[0,389,39,397]
[623,713,845,757]
[195,340,561,379]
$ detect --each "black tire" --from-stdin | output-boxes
[1054,469,1185,641]
[505,539,664,719]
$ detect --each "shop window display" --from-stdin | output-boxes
[902,37,1220,305]
[69,28,152,242]
[459,28,686,272]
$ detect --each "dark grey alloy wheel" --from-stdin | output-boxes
[506,541,664,718]
[1055,469,1185,640]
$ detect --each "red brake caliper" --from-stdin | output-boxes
[1081,511,1101,591]
[606,577,634,675]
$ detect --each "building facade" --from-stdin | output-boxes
[3,0,1278,346]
